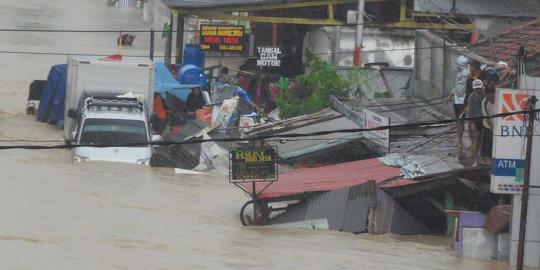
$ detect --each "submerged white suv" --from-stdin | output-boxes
[70,96,152,165]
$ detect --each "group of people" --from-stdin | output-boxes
[449,56,511,166]
[152,86,207,134]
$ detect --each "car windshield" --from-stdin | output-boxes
[80,118,148,145]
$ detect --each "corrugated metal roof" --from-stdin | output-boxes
[161,0,298,8]
[268,181,376,233]
[247,108,363,160]
[413,0,539,17]
[266,116,363,160]
[333,96,461,161]
[251,158,401,199]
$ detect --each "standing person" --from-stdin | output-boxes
[152,93,167,134]
[466,60,482,103]
[186,87,206,113]
[218,67,230,84]
[480,86,496,164]
[448,56,469,157]
[467,79,485,166]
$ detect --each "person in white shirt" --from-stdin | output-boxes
[447,56,470,157]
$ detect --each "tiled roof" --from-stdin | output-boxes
[414,0,539,18]
[469,18,540,75]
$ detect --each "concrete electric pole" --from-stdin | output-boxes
[353,0,364,66]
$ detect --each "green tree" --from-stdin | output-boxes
[276,51,365,118]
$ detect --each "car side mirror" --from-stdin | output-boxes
[70,131,77,141]
[151,135,162,142]
[67,109,78,119]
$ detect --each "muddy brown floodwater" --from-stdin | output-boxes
[0,0,536,269]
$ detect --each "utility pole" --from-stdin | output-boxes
[164,12,173,66]
[150,29,155,61]
[353,0,364,66]
[517,95,537,270]
[175,15,185,65]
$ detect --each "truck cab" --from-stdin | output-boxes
[70,96,152,165]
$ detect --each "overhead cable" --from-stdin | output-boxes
[0,109,537,150]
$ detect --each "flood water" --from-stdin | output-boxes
[0,0,533,269]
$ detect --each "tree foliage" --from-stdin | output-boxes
[276,51,364,118]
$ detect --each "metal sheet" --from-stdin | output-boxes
[266,116,363,160]
[252,158,400,199]
[337,68,412,98]
[268,181,377,233]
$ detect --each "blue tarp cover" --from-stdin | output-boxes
[37,64,67,125]
[213,82,253,105]
[154,63,197,102]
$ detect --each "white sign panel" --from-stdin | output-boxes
[491,88,532,194]
[363,109,390,149]
[257,47,282,67]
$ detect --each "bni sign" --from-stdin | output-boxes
[491,88,530,194]
[257,47,282,67]
[363,109,390,149]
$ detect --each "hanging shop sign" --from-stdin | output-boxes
[257,47,282,67]
[363,108,390,149]
[199,24,246,52]
[229,147,278,183]
[490,88,535,194]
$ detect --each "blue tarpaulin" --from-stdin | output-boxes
[213,82,253,105]
[37,64,67,125]
[154,63,197,102]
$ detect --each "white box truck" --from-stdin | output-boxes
[64,56,156,165]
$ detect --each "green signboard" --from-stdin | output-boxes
[229,147,278,182]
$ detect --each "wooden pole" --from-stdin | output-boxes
[517,95,537,270]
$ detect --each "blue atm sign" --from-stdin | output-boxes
[492,158,525,178]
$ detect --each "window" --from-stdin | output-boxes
[80,118,148,145]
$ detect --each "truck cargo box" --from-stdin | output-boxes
[64,56,155,140]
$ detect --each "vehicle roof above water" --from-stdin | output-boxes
[68,56,154,67]
[83,110,147,122]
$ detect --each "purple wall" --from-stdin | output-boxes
[455,212,487,257]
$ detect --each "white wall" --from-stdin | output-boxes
[143,0,176,63]
[303,27,415,68]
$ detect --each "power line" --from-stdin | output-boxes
[0,43,471,59]
[364,96,448,108]
[0,20,472,33]
[0,109,537,151]
[402,125,459,154]
[375,100,448,113]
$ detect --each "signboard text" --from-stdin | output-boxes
[230,147,278,182]
[200,25,246,52]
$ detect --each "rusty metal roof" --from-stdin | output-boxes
[252,158,402,199]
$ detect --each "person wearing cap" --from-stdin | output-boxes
[447,55,470,157]
[467,79,485,166]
